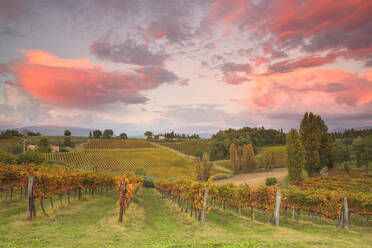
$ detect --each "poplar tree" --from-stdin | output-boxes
[229,143,236,171]
[286,129,305,182]
[247,144,255,172]
[241,145,248,171]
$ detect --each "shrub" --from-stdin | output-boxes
[211,173,233,181]
[16,151,44,165]
[0,151,17,164]
[265,177,278,186]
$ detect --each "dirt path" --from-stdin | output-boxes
[213,168,287,186]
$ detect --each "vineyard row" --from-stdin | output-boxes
[0,164,142,220]
[154,178,372,228]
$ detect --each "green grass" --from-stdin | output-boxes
[1,188,371,248]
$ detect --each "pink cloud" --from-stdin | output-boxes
[241,68,372,111]
[4,50,180,108]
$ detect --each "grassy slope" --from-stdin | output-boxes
[1,188,371,248]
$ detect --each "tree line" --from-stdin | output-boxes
[331,128,372,140]
[144,131,200,140]
[89,129,127,139]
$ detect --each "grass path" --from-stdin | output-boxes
[1,188,371,247]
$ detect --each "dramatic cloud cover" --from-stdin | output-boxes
[0,0,371,135]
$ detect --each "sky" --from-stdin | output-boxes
[0,0,371,136]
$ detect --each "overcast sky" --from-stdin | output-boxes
[0,0,371,135]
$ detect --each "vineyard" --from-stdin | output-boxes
[84,138,154,149]
[155,173,372,227]
[44,148,195,178]
[156,140,209,156]
[0,164,142,219]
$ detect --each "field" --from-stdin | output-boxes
[257,145,287,168]
[155,140,209,156]
[84,138,154,149]
[45,148,195,178]
[1,187,371,248]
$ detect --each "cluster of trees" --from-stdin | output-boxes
[331,128,372,140]
[229,144,255,174]
[208,127,285,160]
[333,136,372,171]
[144,131,200,140]
[286,112,333,181]
[0,129,42,138]
[195,153,211,181]
[0,129,23,138]
[89,130,127,139]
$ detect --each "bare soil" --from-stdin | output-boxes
[213,168,287,186]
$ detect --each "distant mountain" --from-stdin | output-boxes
[12,125,93,136]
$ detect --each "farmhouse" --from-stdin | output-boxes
[50,145,60,153]
[27,144,36,151]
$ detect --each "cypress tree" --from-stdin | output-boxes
[300,112,332,176]
[195,158,202,181]
[286,129,305,182]
[300,112,321,176]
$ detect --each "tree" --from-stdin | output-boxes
[299,112,331,176]
[64,130,71,136]
[144,131,153,140]
[246,144,255,172]
[229,143,236,171]
[103,129,114,138]
[93,130,102,138]
[286,129,305,183]
[16,151,44,164]
[201,153,211,181]
[38,137,50,153]
[263,152,274,170]
[241,145,249,171]
[89,131,92,138]
[119,132,128,139]
[352,136,372,171]
[63,137,72,147]
[235,148,241,174]
[333,140,351,173]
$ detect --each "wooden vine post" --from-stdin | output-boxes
[118,181,127,223]
[27,176,36,220]
[201,188,209,224]
[274,190,281,226]
[342,197,349,229]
